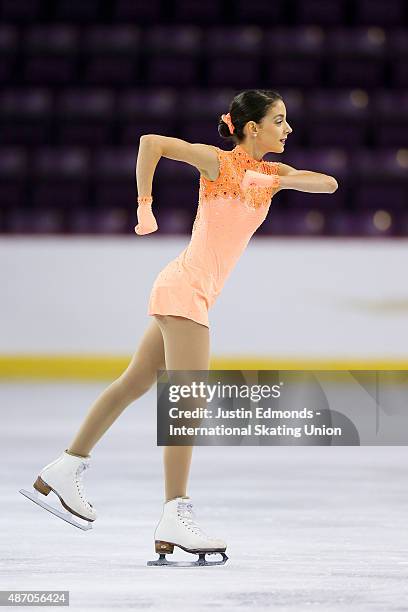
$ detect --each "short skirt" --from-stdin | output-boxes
[147,258,213,328]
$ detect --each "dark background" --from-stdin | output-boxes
[0,0,407,236]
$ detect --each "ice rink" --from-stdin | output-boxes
[2,381,408,611]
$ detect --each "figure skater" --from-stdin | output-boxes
[20,89,338,566]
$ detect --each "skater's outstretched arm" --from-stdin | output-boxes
[242,163,338,194]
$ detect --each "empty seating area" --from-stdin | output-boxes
[0,0,407,235]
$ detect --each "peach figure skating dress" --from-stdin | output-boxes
[147,143,281,328]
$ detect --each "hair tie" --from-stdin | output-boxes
[221,113,235,134]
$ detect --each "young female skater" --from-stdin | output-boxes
[21,89,338,566]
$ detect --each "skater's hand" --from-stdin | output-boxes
[241,169,280,194]
[241,169,259,193]
[134,204,158,235]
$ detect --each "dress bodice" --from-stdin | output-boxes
[198,144,281,210]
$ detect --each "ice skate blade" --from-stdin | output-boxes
[19,489,93,531]
[147,552,228,567]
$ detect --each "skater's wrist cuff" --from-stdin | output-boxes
[137,195,153,205]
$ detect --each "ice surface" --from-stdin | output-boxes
[2,382,408,611]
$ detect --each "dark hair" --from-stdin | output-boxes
[217,89,283,144]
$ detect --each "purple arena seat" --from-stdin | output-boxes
[23,56,76,84]
[82,25,141,54]
[327,209,397,237]
[23,24,79,54]
[89,207,130,234]
[93,148,139,209]
[397,212,408,236]
[388,29,408,59]
[308,124,367,148]
[350,149,407,180]
[180,88,235,119]
[325,27,386,87]
[32,147,90,179]
[6,206,66,234]
[0,147,27,208]
[288,148,349,178]
[119,120,175,145]
[154,186,197,227]
[328,57,385,88]
[264,26,325,57]
[153,167,198,209]
[84,57,137,85]
[0,88,52,145]
[172,0,222,24]
[69,207,130,234]
[207,58,260,87]
[56,89,116,116]
[117,89,177,143]
[93,148,136,179]
[293,0,346,25]
[31,147,90,209]
[54,0,102,22]
[287,187,346,211]
[118,89,177,118]
[0,25,17,82]
[204,27,263,57]
[388,29,408,87]
[22,25,78,84]
[113,0,161,22]
[0,148,27,177]
[265,58,322,87]
[81,25,141,84]
[326,27,387,58]
[94,184,135,209]
[264,207,329,236]
[236,0,283,22]
[0,0,42,21]
[350,150,407,210]
[145,26,201,56]
[147,57,199,86]
[372,91,408,147]
[258,209,287,236]
[55,89,115,145]
[355,210,396,236]
[306,89,370,147]
[354,184,406,211]
[156,157,197,183]
[263,27,325,86]
[0,25,17,53]
[354,0,405,26]
[156,209,192,235]
[373,90,408,117]
[179,122,221,144]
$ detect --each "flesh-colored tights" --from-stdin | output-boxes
[66,315,210,503]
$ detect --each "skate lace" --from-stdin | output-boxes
[75,461,92,509]
[177,501,210,540]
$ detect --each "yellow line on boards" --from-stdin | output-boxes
[0,355,407,381]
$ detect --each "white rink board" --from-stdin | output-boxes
[1,237,407,359]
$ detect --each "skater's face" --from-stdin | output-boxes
[245,101,293,154]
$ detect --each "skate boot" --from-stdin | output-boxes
[147,496,228,567]
[19,449,96,530]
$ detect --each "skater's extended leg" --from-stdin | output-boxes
[67,318,165,457]
[153,315,210,503]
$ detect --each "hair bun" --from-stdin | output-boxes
[218,115,233,139]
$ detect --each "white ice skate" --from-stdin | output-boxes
[147,496,228,567]
[19,449,96,531]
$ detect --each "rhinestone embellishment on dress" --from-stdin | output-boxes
[198,144,280,211]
